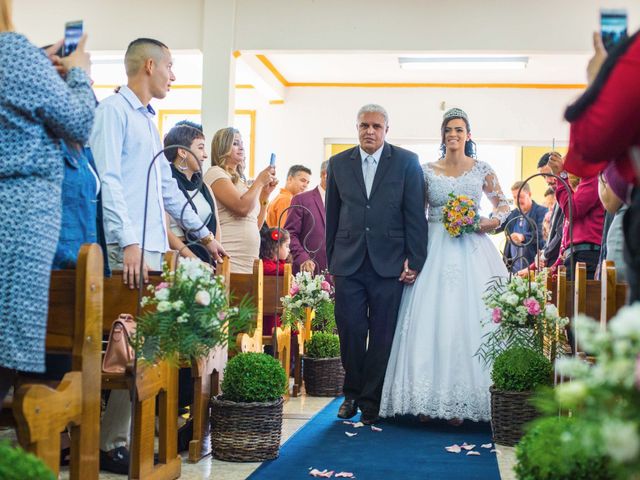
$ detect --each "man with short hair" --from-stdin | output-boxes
[499,180,547,272]
[266,164,312,227]
[285,160,329,275]
[90,37,225,473]
[326,104,428,425]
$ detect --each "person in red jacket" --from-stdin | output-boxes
[563,30,640,301]
[259,227,291,339]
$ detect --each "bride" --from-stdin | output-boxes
[379,108,510,423]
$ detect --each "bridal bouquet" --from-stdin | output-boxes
[476,274,569,365]
[442,193,479,237]
[281,271,335,330]
[133,258,253,363]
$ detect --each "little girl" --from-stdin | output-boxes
[260,227,291,338]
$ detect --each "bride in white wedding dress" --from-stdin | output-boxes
[380,108,510,423]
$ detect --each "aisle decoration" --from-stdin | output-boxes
[477,274,569,365]
[281,271,334,329]
[442,193,479,237]
[133,258,253,363]
[521,303,640,479]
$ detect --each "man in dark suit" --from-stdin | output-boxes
[325,104,428,425]
[285,160,328,275]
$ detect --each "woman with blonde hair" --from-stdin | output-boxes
[203,127,277,273]
[0,0,96,407]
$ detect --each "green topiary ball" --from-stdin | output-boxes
[221,352,287,402]
[491,347,552,392]
[515,417,613,480]
[305,332,340,359]
[0,441,55,480]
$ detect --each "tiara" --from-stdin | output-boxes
[443,108,469,123]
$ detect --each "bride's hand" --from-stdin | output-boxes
[477,217,498,234]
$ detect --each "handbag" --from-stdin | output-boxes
[102,314,136,373]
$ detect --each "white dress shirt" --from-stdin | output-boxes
[90,86,208,253]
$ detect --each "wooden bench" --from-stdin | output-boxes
[599,260,628,328]
[3,244,103,479]
[101,251,181,480]
[263,264,293,394]
[187,257,231,463]
[229,259,265,355]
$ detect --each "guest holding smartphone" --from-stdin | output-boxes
[0,0,96,408]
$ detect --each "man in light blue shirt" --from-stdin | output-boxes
[90,37,225,474]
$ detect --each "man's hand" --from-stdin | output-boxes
[516,268,529,278]
[123,244,149,289]
[510,232,526,244]
[399,259,417,284]
[548,152,565,177]
[587,32,607,86]
[204,237,228,263]
[300,259,316,273]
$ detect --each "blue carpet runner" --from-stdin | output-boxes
[249,397,501,480]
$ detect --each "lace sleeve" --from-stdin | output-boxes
[481,163,510,225]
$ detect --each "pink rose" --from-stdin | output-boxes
[523,298,541,316]
[155,282,169,291]
[217,311,227,321]
[321,281,331,292]
[289,284,300,296]
[492,307,502,324]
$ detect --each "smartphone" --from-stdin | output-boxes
[269,153,276,168]
[600,9,628,53]
[63,20,83,57]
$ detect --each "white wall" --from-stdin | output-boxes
[236,85,577,189]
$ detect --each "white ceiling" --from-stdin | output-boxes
[241,52,591,85]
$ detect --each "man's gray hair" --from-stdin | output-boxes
[357,104,389,125]
[320,160,329,173]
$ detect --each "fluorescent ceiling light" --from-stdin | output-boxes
[399,56,528,70]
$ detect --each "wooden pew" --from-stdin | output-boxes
[229,259,264,355]
[573,262,601,319]
[187,257,231,463]
[101,252,181,480]
[600,260,628,328]
[263,264,293,394]
[5,244,103,479]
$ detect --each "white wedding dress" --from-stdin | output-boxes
[380,160,510,421]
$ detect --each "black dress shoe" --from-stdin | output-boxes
[361,410,380,425]
[100,446,130,475]
[337,399,358,419]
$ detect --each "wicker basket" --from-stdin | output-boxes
[303,356,345,397]
[490,386,538,446]
[210,396,284,462]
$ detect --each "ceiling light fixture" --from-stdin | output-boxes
[399,56,529,70]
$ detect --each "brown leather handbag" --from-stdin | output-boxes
[102,314,136,373]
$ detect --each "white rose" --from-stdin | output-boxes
[172,300,184,310]
[507,293,519,306]
[157,301,171,312]
[609,304,640,339]
[602,420,640,463]
[177,313,189,324]
[195,290,211,306]
[155,288,170,301]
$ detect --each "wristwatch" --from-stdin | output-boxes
[200,233,215,246]
[559,171,568,180]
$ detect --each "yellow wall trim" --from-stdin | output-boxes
[235,109,257,178]
[232,50,242,58]
[269,100,285,105]
[287,82,587,90]
[256,54,290,86]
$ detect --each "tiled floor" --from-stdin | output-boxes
[2,395,518,479]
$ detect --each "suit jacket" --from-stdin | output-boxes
[543,203,565,265]
[325,142,428,278]
[284,186,327,275]
[500,201,548,270]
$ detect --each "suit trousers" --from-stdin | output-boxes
[333,254,404,413]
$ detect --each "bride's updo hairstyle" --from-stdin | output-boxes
[439,107,477,159]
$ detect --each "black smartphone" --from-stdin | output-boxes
[600,9,628,53]
[269,153,276,168]
[63,20,83,57]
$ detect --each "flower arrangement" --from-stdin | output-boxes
[442,192,479,237]
[538,303,640,479]
[281,271,334,329]
[476,274,569,365]
[133,258,253,363]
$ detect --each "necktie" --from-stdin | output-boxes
[364,155,376,197]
